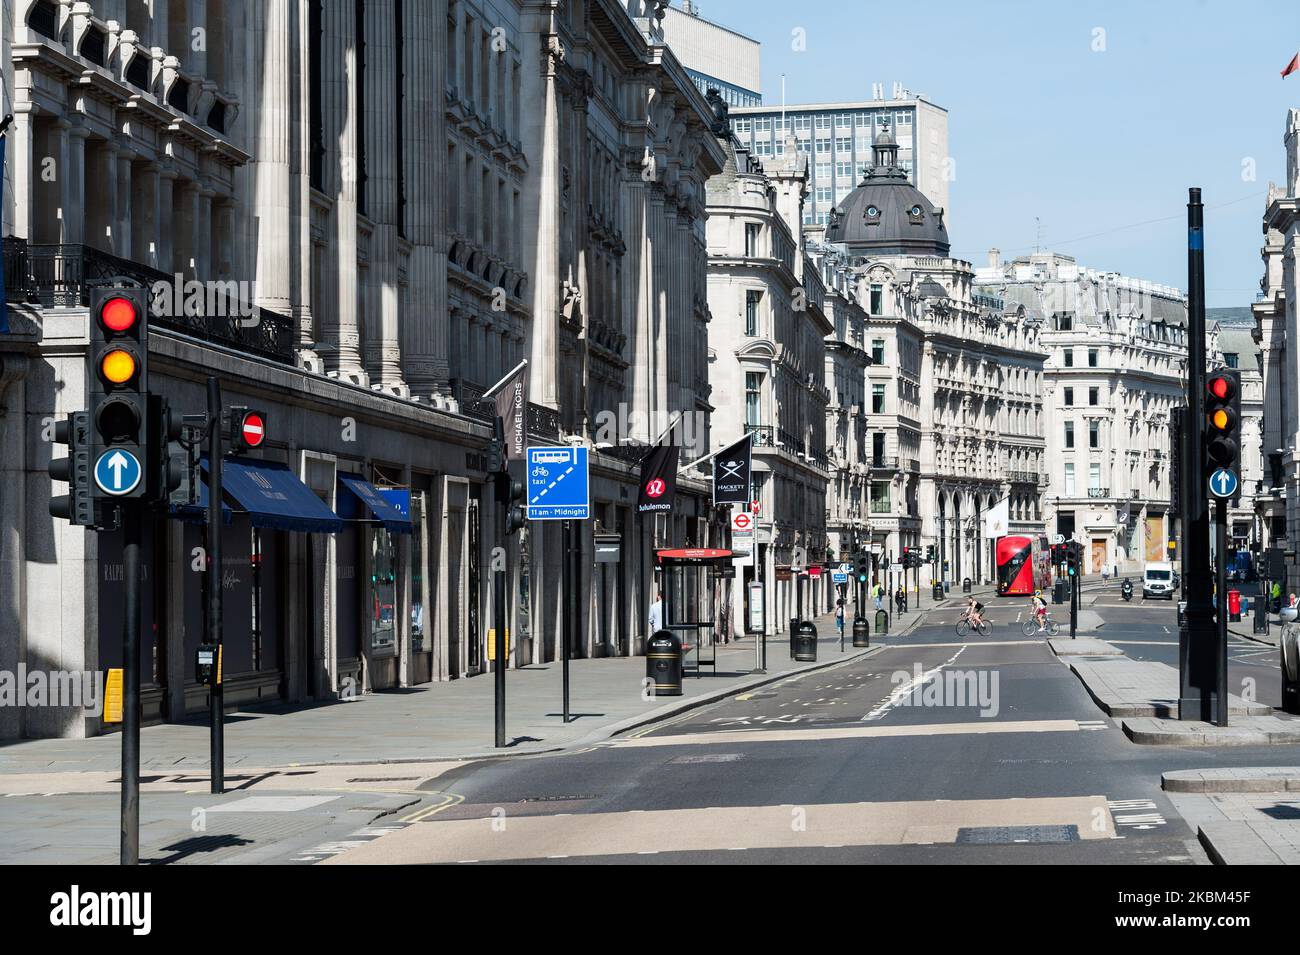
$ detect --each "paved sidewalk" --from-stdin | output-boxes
[0,606,929,783]
[1065,658,1271,718]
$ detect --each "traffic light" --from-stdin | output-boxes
[503,479,527,534]
[147,395,186,506]
[229,406,268,454]
[88,286,149,500]
[901,546,910,569]
[1203,370,1241,478]
[856,553,869,583]
[485,438,504,475]
[48,411,94,525]
[1066,542,1079,577]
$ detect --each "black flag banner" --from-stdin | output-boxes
[712,434,752,505]
[492,362,528,461]
[637,442,679,513]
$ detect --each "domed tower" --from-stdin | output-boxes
[825,119,950,257]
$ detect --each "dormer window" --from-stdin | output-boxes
[909,205,922,217]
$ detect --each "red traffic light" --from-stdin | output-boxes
[1207,376,1235,401]
[100,295,140,332]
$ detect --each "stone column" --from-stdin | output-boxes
[250,0,294,314]
[116,148,133,260]
[157,165,177,275]
[90,140,119,253]
[321,0,367,384]
[363,0,407,396]
[398,0,450,403]
[131,161,161,266]
[213,198,236,281]
[173,180,200,278]
[195,182,213,279]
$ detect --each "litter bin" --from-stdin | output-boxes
[794,621,818,662]
[1053,580,1067,604]
[852,615,870,647]
[932,582,944,601]
[646,629,683,696]
[963,577,972,593]
[875,609,889,634]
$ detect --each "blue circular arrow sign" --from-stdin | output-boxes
[1208,468,1239,499]
[94,448,143,496]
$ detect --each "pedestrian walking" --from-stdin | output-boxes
[649,590,664,634]
[873,582,883,611]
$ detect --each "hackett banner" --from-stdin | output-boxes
[637,443,679,513]
[492,364,528,460]
[712,434,752,505]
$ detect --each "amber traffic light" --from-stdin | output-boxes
[1203,370,1241,475]
[88,286,150,499]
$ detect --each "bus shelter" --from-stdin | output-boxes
[655,548,735,677]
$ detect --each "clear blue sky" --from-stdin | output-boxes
[697,0,1300,306]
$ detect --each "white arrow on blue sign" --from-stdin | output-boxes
[94,448,143,496]
[526,446,590,520]
[1208,468,1239,499]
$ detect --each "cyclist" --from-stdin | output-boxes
[964,594,986,629]
[1030,589,1049,632]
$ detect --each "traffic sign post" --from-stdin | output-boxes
[1208,468,1238,499]
[93,448,143,496]
[525,447,590,723]
[525,447,590,520]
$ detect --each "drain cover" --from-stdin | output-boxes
[955,825,1080,845]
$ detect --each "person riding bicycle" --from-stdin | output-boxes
[1030,590,1049,631]
[965,595,986,628]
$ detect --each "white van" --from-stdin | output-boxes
[1143,562,1175,600]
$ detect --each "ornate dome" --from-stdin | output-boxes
[824,120,950,257]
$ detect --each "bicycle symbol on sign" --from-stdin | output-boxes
[531,466,549,478]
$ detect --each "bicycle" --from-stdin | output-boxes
[955,609,992,638]
[1022,612,1060,637]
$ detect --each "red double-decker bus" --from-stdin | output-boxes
[995,535,1051,596]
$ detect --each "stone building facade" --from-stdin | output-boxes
[1254,108,1300,589]
[977,252,1190,575]
[703,129,830,636]
[0,0,724,739]
[818,124,1048,589]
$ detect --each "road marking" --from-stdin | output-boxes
[320,796,1116,864]
[611,719,1090,749]
[1107,799,1167,831]
[400,791,465,823]
[863,647,965,721]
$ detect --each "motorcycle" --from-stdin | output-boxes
[1120,578,1133,602]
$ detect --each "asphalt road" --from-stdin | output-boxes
[1082,585,1283,708]
[323,595,1300,865]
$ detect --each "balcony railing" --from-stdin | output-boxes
[1009,469,1037,485]
[871,455,898,470]
[906,458,921,472]
[746,425,775,447]
[4,238,294,364]
[1087,487,1111,498]
[870,499,892,514]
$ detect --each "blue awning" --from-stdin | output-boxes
[199,456,342,533]
[338,474,412,534]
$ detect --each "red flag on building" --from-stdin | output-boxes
[1284,52,1299,78]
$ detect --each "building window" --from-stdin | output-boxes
[815,162,831,180]
[1089,462,1101,491]
[744,223,761,257]
[871,338,885,363]
[1089,387,1099,406]
[1224,353,1239,368]
[871,481,891,513]
[816,138,831,153]
[745,289,762,336]
[872,432,885,464]
[745,372,763,426]
[1064,463,1076,496]
[1064,387,1074,406]
[1089,420,1099,448]
[1087,348,1098,367]
[815,187,832,203]
[871,383,886,413]
[1063,349,1074,367]
[1064,421,1074,449]
[836,136,851,152]
[869,286,883,316]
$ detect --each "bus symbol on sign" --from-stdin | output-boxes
[1209,468,1239,499]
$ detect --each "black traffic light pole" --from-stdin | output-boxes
[1179,188,1226,726]
[120,499,142,865]
[206,376,225,792]
[490,416,508,749]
